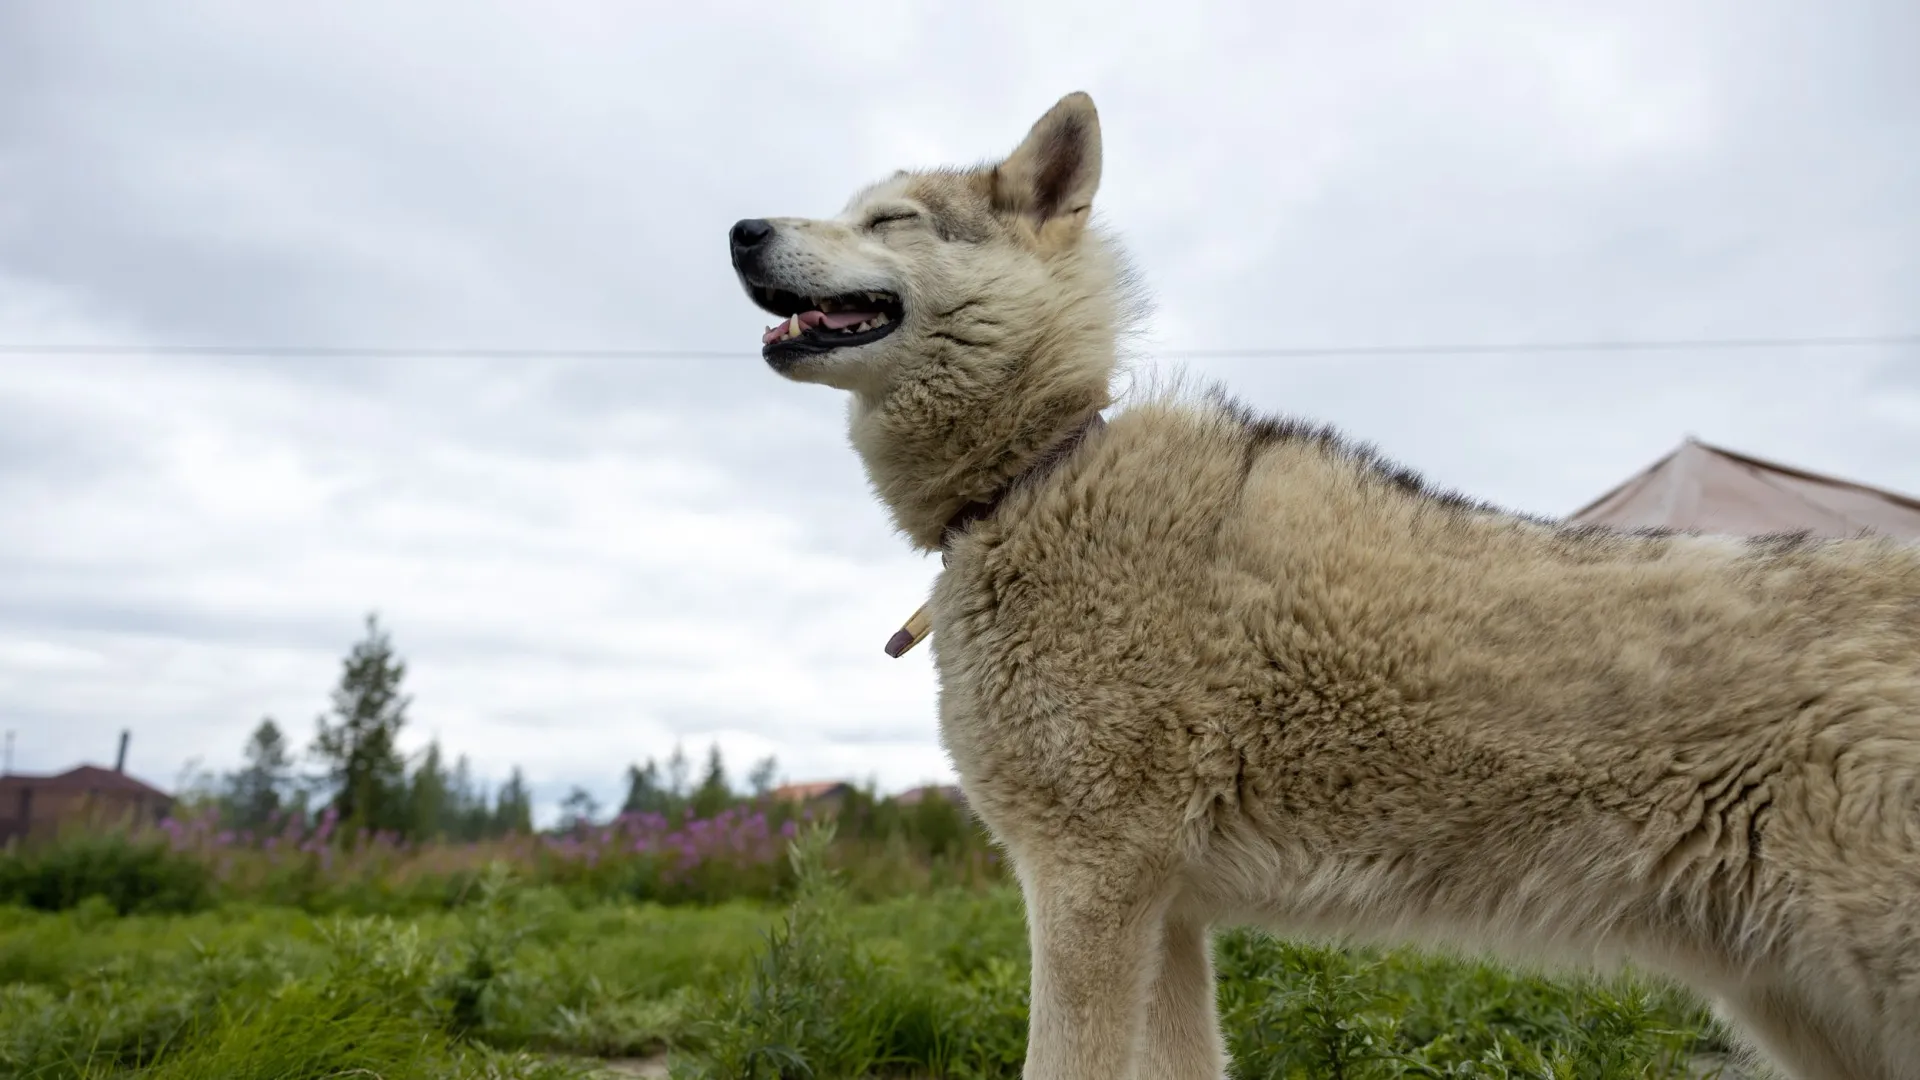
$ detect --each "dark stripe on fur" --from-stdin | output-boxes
[930,330,992,349]
[1199,388,1783,560]
[1208,388,1507,517]
[1744,530,1827,557]
[935,299,999,324]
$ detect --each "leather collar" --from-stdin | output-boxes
[883,411,1106,659]
[938,412,1107,563]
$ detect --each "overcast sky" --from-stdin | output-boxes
[2,1,1915,825]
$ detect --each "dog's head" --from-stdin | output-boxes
[729,92,1122,396]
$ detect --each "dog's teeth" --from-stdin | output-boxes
[787,314,802,339]
[855,320,874,333]
[873,312,889,326]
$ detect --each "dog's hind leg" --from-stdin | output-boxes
[1019,864,1167,1080]
[1718,983,1906,1080]
[1136,914,1227,1080]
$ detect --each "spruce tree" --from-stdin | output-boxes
[222,717,293,831]
[622,758,668,815]
[409,739,450,840]
[558,785,600,831]
[747,754,779,799]
[492,767,534,836]
[666,742,690,802]
[689,742,732,819]
[311,612,412,838]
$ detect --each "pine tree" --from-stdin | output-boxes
[469,781,496,839]
[747,754,779,799]
[492,767,533,836]
[222,717,293,831]
[621,758,669,816]
[408,740,450,841]
[444,754,474,840]
[666,742,690,800]
[311,612,412,839]
[689,742,732,819]
[558,785,600,831]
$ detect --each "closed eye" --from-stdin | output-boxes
[867,210,921,229]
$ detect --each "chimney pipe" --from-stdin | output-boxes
[115,730,130,773]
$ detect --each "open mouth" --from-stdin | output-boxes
[751,285,905,356]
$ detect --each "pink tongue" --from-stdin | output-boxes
[821,311,875,329]
[761,309,880,344]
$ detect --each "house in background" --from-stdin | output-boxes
[895,784,966,808]
[0,732,173,846]
[768,780,854,812]
[1568,437,1920,539]
[765,780,968,814]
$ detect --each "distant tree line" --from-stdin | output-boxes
[190,613,532,842]
[197,613,787,846]
[562,741,780,830]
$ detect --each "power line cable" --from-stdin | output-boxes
[0,344,737,360]
[0,333,1915,361]
[1151,334,1920,359]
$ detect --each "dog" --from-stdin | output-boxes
[728,91,1920,1080]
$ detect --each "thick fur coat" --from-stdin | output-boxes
[728,92,1920,1080]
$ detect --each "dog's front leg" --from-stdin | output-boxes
[1137,915,1227,1080]
[1020,866,1165,1080]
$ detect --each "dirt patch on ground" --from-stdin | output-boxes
[550,1053,670,1078]
[598,1056,671,1078]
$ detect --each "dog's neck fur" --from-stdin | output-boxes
[848,322,1120,554]
[941,410,1107,554]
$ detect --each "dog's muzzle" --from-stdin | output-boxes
[730,218,774,278]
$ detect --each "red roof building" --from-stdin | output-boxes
[895,783,966,807]
[0,764,173,846]
[767,780,854,805]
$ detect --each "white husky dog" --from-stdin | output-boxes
[729,92,1920,1080]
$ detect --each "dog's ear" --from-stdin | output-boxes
[983,92,1102,241]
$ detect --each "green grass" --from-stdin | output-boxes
[0,832,1734,1079]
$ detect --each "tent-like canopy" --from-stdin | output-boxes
[1567,437,1920,541]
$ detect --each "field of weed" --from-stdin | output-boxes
[0,791,998,919]
[0,825,1741,1079]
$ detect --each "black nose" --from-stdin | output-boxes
[730,218,774,251]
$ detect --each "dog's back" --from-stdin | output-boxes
[937,387,1920,1078]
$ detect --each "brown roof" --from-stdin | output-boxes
[5,765,172,801]
[1568,438,1920,540]
[895,784,967,806]
[769,780,852,802]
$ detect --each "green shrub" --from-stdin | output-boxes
[0,833,214,915]
[1214,929,1719,1078]
[676,822,895,1080]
